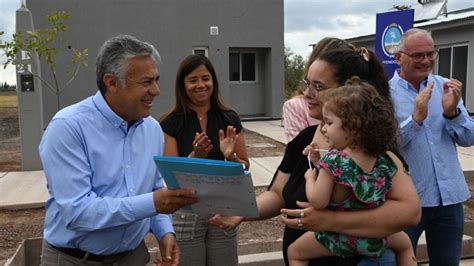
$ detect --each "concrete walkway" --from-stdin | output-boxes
[0,171,47,209]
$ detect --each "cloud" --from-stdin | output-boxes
[0,0,19,84]
[285,12,375,59]
[0,0,17,39]
[283,1,411,56]
[285,0,474,57]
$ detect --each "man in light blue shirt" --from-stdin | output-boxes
[390,28,474,265]
[39,35,198,265]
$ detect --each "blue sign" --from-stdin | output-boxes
[375,9,414,78]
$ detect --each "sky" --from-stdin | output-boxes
[0,0,473,85]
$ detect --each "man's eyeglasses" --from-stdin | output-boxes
[300,79,329,94]
[399,50,438,62]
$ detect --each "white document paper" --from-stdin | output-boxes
[174,171,258,217]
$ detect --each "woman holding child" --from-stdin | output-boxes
[211,43,420,265]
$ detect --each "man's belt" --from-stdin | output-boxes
[50,243,131,262]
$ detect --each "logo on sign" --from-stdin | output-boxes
[381,23,403,57]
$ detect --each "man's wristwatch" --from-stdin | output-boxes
[443,108,461,120]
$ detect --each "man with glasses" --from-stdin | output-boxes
[390,28,474,265]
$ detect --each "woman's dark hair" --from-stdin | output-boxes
[303,37,355,78]
[319,48,391,102]
[320,81,399,156]
[289,38,355,98]
[161,54,231,120]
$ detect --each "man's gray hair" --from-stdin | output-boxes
[396,28,432,53]
[96,34,161,94]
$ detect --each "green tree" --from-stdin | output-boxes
[284,47,306,99]
[0,11,88,110]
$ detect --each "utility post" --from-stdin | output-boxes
[15,3,44,170]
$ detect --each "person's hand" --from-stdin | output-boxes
[155,233,179,266]
[208,214,244,230]
[153,187,198,213]
[219,126,238,160]
[192,132,213,158]
[442,79,463,117]
[280,201,332,232]
[302,143,313,156]
[302,143,322,166]
[412,82,434,124]
[304,169,317,182]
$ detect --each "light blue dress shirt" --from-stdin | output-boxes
[390,70,474,207]
[39,91,173,255]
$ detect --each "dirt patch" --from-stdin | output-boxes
[0,107,21,171]
[243,127,286,158]
[0,209,44,263]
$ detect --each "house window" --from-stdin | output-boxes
[193,46,208,57]
[436,44,468,103]
[229,51,256,82]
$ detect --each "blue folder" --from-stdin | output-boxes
[153,156,258,217]
[154,156,245,188]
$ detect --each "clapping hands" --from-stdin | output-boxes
[442,79,463,117]
[219,126,238,160]
[412,79,462,124]
[192,132,213,158]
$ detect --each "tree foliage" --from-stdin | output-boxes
[0,82,16,91]
[284,47,306,99]
[0,11,88,110]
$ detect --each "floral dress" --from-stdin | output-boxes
[315,149,397,258]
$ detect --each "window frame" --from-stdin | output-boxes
[435,43,468,78]
[192,46,209,57]
[229,50,258,83]
[435,43,469,105]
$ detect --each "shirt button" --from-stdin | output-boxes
[125,165,130,169]
[181,214,186,219]
[430,142,434,145]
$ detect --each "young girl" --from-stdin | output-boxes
[287,80,416,266]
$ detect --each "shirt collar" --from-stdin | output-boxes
[394,68,431,92]
[92,91,144,130]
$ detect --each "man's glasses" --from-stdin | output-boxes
[399,50,438,62]
[300,79,329,94]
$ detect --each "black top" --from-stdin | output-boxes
[160,107,243,160]
[271,125,361,266]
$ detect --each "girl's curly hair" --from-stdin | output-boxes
[320,79,399,157]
